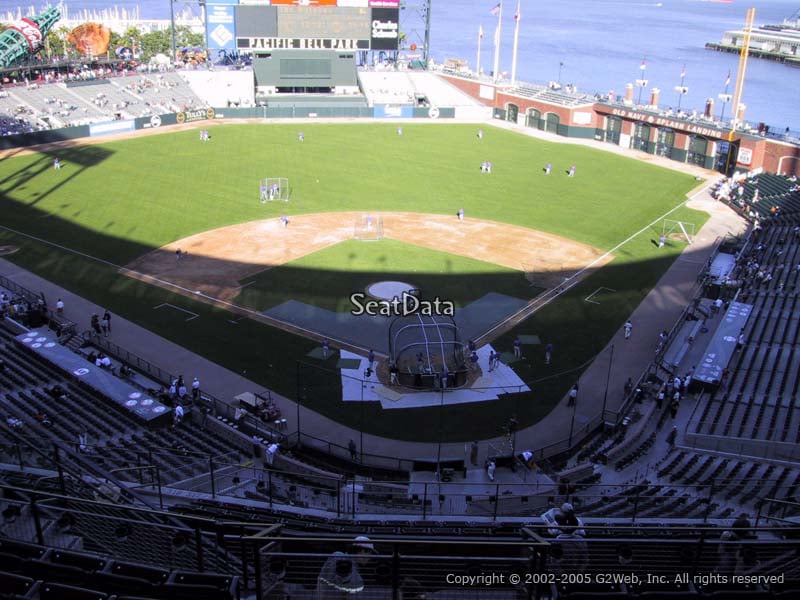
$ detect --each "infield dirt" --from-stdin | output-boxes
[124,211,611,303]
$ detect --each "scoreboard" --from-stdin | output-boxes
[227,0,400,53]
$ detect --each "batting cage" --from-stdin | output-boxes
[260,177,289,202]
[389,310,466,389]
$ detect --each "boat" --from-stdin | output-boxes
[706,9,800,66]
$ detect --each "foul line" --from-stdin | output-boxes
[584,287,616,305]
[0,223,360,353]
[154,303,199,321]
[478,182,717,342]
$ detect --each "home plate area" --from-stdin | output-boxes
[339,347,530,409]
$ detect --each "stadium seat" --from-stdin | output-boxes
[0,570,36,598]
[0,538,47,559]
[25,559,88,586]
[564,593,629,599]
[560,582,624,597]
[50,548,107,571]
[159,582,224,600]
[89,571,157,595]
[0,551,25,574]
[168,571,238,597]
[39,582,108,599]
[637,592,700,599]
[704,592,772,600]
[108,560,170,585]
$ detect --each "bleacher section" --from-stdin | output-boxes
[0,538,239,600]
[716,173,800,220]
[407,72,487,109]
[358,69,490,120]
[508,81,596,108]
[178,69,255,109]
[357,69,417,106]
[688,223,800,464]
[3,296,800,597]
[0,70,206,128]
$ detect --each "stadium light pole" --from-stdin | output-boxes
[169,0,177,63]
[600,344,614,426]
[436,386,444,478]
[295,362,302,441]
[360,388,364,464]
[568,401,577,448]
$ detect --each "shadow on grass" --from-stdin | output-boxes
[0,199,693,443]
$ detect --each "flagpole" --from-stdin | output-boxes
[492,1,503,83]
[719,72,731,124]
[676,65,687,111]
[510,0,520,85]
[477,25,483,76]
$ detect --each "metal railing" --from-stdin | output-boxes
[2,475,799,599]
[85,332,176,386]
[0,274,77,336]
[252,526,800,600]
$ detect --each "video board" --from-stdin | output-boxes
[234,1,399,52]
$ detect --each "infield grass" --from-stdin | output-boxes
[0,122,708,441]
[236,239,542,312]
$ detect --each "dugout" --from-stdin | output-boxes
[253,50,359,96]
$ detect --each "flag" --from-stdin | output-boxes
[479,23,484,39]
[490,3,501,16]
[640,58,647,70]
[725,70,731,86]
[680,64,686,79]
[514,0,520,21]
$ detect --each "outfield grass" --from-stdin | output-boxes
[0,123,709,441]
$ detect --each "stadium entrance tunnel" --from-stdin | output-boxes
[389,312,467,389]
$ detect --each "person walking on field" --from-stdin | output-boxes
[470,441,479,466]
[348,439,357,461]
[102,310,112,337]
[513,338,522,359]
[568,384,578,406]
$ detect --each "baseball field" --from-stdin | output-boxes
[0,122,707,441]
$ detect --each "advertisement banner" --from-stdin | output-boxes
[176,108,216,124]
[370,7,399,51]
[737,146,753,166]
[271,0,338,4]
[206,1,237,52]
[374,105,413,118]
[89,120,135,137]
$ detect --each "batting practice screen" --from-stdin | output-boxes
[235,1,399,52]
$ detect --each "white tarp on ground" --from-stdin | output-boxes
[340,347,529,409]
